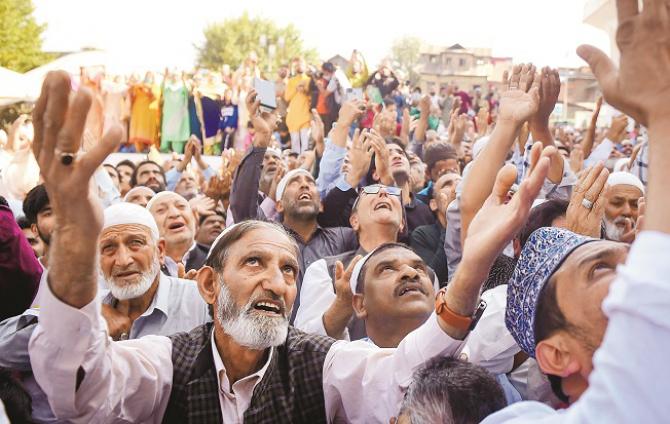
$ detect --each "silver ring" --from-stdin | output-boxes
[581,198,594,210]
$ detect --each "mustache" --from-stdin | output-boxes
[245,290,289,317]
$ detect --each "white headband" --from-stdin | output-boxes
[145,191,189,211]
[607,171,645,194]
[123,186,156,202]
[103,202,160,241]
[275,169,313,202]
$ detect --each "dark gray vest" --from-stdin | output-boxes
[163,322,335,424]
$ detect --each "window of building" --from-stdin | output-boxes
[459,58,466,67]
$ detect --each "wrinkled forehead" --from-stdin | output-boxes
[149,194,190,211]
[367,246,421,269]
[100,223,154,242]
[287,173,316,187]
[435,173,462,190]
[227,227,299,261]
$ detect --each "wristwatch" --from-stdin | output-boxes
[434,287,487,334]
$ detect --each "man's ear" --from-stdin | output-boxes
[157,238,167,264]
[429,198,438,212]
[30,223,38,236]
[275,200,285,214]
[196,266,218,307]
[535,334,580,378]
[350,212,360,232]
[352,293,367,320]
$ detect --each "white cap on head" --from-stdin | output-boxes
[349,250,376,294]
[267,147,282,158]
[103,202,160,241]
[607,171,645,194]
[145,191,189,212]
[123,186,155,202]
[275,169,313,203]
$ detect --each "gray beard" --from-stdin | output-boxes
[215,277,289,350]
[103,258,160,301]
[604,217,627,241]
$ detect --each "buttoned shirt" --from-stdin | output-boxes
[482,231,670,423]
[211,332,273,423]
[29,280,463,423]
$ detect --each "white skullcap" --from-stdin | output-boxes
[103,202,160,241]
[145,191,189,211]
[123,186,155,202]
[607,171,645,194]
[275,169,313,202]
[267,147,282,158]
[472,136,490,160]
[349,250,377,294]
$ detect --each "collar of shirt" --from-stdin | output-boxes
[210,330,274,400]
[181,241,198,264]
[283,223,324,245]
[102,272,170,319]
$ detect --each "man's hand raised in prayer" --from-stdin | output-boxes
[577,0,670,127]
[566,163,609,238]
[32,71,122,308]
[498,64,541,125]
[440,143,550,339]
[246,89,278,149]
[323,255,362,339]
[345,129,373,188]
[578,0,670,236]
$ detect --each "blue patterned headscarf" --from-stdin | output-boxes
[506,227,597,357]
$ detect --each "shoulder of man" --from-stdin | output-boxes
[284,326,336,354]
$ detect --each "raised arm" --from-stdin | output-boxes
[581,96,603,158]
[229,90,277,222]
[460,64,540,245]
[28,72,173,423]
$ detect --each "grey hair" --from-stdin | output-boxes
[205,220,299,271]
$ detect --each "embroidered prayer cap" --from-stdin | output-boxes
[607,171,645,194]
[145,191,189,212]
[505,227,597,357]
[275,169,313,203]
[103,202,160,242]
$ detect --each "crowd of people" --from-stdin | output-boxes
[1,1,669,422]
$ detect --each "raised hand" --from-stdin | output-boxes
[605,115,629,143]
[32,71,122,307]
[532,67,561,125]
[322,255,363,338]
[566,163,609,238]
[569,144,585,173]
[368,130,394,186]
[577,0,670,126]
[189,195,217,217]
[337,99,366,126]
[498,64,541,125]
[345,129,373,187]
[246,89,278,147]
[464,142,550,261]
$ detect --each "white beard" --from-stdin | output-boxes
[103,259,160,301]
[604,217,627,241]
[215,277,288,350]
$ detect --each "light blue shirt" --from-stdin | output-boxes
[166,165,216,192]
[482,231,670,423]
[316,139,347,198]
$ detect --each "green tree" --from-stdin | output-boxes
[390,36,422,85]
[196,12,317,73]
[0,0,48,72]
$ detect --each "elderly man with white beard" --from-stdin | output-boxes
[0,201,210,422]
[603,172,644,243]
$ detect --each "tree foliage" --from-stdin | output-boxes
[196,12,318,73]
[0,0,48,72]
[390,36,422,84]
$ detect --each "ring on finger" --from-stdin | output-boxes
[581,198,594,210]
[55,148,78,166]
